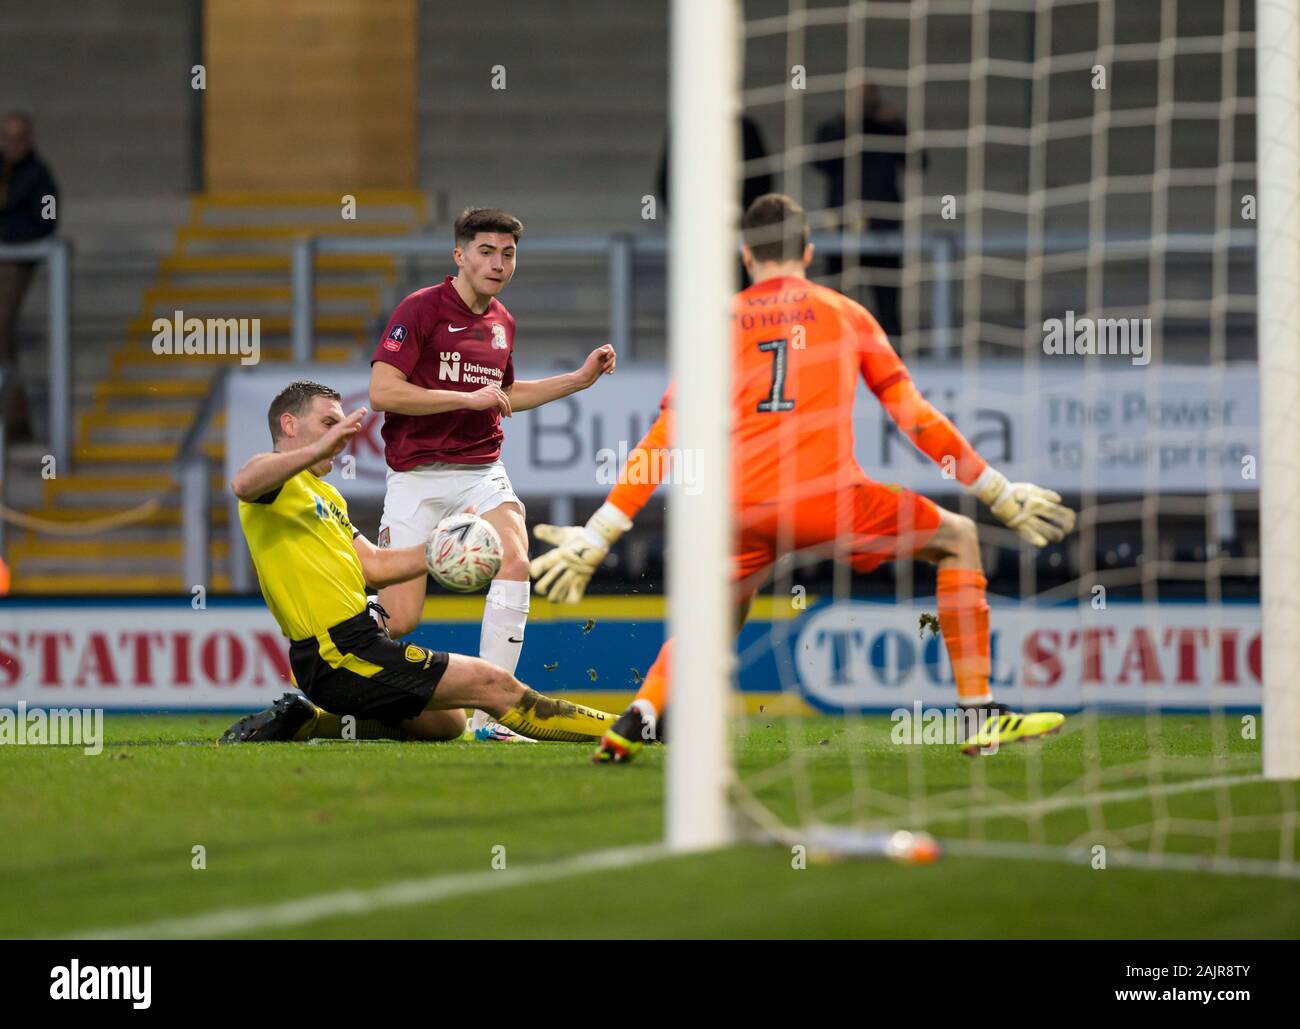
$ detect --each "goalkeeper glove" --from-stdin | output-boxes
[528,501,633,603]
[969,466,1076,547]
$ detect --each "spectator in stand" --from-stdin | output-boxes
[656,115,775,287]
[655,114,775,216]
[0,111,59,442]
[813,82,911,337]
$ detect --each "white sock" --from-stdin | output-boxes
[473,579,530,731]
[479,578,529,674]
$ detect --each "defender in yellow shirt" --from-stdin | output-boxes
[222,380,616,744]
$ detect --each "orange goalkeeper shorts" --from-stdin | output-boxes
[731,478,942,585]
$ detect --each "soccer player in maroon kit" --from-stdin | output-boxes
[368,207,616,739]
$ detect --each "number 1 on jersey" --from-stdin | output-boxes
[757,338,795,413]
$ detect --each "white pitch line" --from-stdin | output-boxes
[941,838,1300,881]
[67,842,670,940]
[908,771,1266,827]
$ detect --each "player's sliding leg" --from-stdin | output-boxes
[396,708,468,741]
[469,500,533,741]
[220,693,468,743]
[221,654,615,744]
[430,653,617,741]
[220,693,319,743]
[308,704,466,741]
[913,507,1064,755]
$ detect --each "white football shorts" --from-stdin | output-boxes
[378,461,522,549]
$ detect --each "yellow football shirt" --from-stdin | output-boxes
[238,470,368,641]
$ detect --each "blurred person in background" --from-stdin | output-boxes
[0,111,58,442]
[656,115,777,285]
[813,81,909,337]
[655,113,775,216]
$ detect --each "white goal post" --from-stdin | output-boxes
[665,0,740,850]
[1256,0,1300,781]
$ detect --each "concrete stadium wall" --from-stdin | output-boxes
[0,0,198,203]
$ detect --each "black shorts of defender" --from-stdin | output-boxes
[289,610,450,727]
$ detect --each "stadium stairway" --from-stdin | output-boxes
[8,190,427,593]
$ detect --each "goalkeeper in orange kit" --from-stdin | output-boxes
[529,193,1076,762]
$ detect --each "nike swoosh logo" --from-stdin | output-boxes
[448,325,468,332]
[507,636,524,644]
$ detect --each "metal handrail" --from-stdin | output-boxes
[290,231,960,364]
[175,369,229,591]
[300,228,1255,366]
[0,237,72,470]
[291,233,649,363]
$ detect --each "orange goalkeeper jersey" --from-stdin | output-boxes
[608,274,986,517]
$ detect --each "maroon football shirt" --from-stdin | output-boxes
[370,276,516,470]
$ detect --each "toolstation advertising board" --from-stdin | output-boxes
[0,597,1262,713]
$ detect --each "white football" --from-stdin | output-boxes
[425,513,503,592]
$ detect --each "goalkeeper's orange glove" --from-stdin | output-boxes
[969,466,1075,547]
[528,502,633,603]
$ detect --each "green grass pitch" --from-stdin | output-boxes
[2,712,1297,939]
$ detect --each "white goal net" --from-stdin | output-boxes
[667,0,1300,878]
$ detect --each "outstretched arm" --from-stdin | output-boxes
[507,345,616,412]
[370,361,511,417]
[528,402,671,603]
[875,373,1074,547]
[351,534,427,590]
[876,377,986,486]
[230,408,365,502]
[862,320,1074,547]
